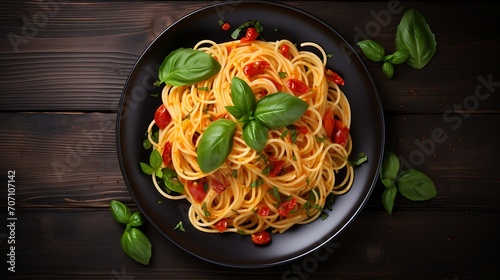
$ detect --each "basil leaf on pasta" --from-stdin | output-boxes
[197,119,237,173]
[243,120,269,152]
[156,48,221,86]
[254,92,308,130]
[230,76,256,116]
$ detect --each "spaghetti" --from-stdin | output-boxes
[145,38,353,239]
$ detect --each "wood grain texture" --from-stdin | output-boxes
[1,1,499,113]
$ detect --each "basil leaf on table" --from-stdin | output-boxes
[357,39,385,62]
[380,151,400,185]
[121,228,152,265]
[128,212,144,227]
[382,185,397,215]
[397,169,437,201]
[382,62,394,79]
[229,76,256,116]
[110,200,131,224]
[243,120,269,152]
[254,92,308,130]
[155,48,221,86]
[395,8,437,69]
[197,119,237,173]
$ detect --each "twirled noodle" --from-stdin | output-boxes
[146,39,353,235]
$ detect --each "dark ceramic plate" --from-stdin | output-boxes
[117,1,384,268]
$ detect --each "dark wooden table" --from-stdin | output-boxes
[1,1,499,279]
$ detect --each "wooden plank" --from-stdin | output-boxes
[0,1,499,113]
[8,208,500,279]
[0,112,498,211]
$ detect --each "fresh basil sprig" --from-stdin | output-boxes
[379,151,437,214]
[196,77,308,173]
[154,48,221,87]
[140,149,184,193]
[357,8,436,78]
[227,77,308,150]
[110,200,152,265]
[395,9,437,69]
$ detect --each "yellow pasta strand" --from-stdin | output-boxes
[147,39,353,236]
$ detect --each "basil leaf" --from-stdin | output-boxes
[140,162,156,175]
[225,105,245,119]
[230,76,256,116]
[395,9,437,69]
[380,151,400,182]
[382,62,394,79]
[162,168,184,193]
[156,48,221,86]
[357,40,385,62]
[397,169,437,201]
[384,50,409,65]
[128,212,144,227]
[197,119,237,173]
[254,92,308,130]
[121,228,152,265]
[149,149,162,170]
[382,186,397,214]
[243,120,269,152]
[110,200,131,224]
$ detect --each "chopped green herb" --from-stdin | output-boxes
[250,177,264,188]
[278,71,287,78]
[173,221,185,232]
[349,152,368,166]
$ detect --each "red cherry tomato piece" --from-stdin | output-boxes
[221,22,231,31]
[286,79,309,95]
[278,197,297,217]
[325,69,345,86]
[251,231,271,245]
[322,108,335,140]
[295,125,308,135]
[154,104,171,129]
[187,179,207,203]
[211,177,228,193]
[215,219,227,233]
[257,205,271,216]
[162,141,172,166]
[243,60,270,76]
[240,27,259,42]
[333,120,349,147]
[268,159,285,178]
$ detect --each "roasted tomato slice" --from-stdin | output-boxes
[257,205,271,216]
[154,104,171,129]
[278,197,297,217]
[268,159,285,177]
[211,177,228,193]
[322,108,335,140]
[243,60,270,76]
[279,44,291,59]
[251,231,271,245]
[215,218,227,233]
[162,141,172,166]
[286,78,309,95]
[333,120,349,147]
[240,27,259,42]
[325,69,345,86]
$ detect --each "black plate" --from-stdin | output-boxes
[117,1,384,268]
